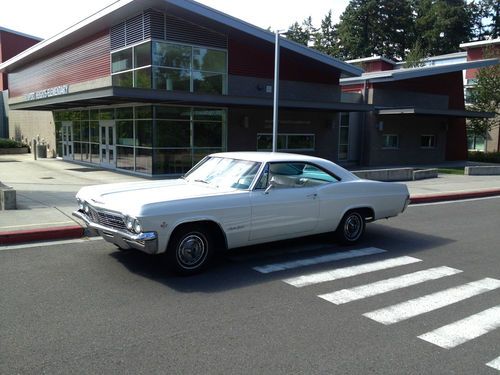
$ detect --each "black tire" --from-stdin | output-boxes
[166,224,213,275]
[336,210,365,245]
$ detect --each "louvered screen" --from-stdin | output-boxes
[110,22,126,50]
[144,9,165,40]
[165,14,227,49]
[125,14,144,45]
[110,10,227,51]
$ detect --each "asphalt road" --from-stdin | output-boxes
[1,197,499,374]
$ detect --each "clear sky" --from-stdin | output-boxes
[0,0,350,40]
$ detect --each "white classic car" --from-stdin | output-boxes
[74,152,410,274]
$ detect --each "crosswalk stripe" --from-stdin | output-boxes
[418,305,500,349]
[253,247,386,274]
[486,355,500,371]
[364,278,500,325]
[318,266,462,305]
[283,256,422,288]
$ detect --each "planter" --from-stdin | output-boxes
[0,147,29,155]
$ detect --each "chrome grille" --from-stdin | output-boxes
[87,207,126,231]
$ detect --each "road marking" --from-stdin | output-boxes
[409,195,500,207]
[253,247,386,274]
[418,305,500,349]
[318,266,462,305]
[283,256,422,288]
[486,355,500,371]
[0,237,104,251]
[0,221,75,230]
[364,278,500,325]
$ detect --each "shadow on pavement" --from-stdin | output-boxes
[109,223,455,294]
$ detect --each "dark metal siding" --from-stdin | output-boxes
[8,30,110,98]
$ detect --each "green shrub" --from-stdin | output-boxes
[0,138,24,149]
[468,151,500,164]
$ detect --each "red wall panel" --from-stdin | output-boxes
[8,30,110,98]
[0,31,40,62]
[0,30,40,90]
[228,32,339,84]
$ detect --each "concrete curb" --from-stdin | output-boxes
[410,188,500,204]
[0,225,84,245]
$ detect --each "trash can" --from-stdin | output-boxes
[36,144,47,158]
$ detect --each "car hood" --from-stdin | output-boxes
[76,179,238,215]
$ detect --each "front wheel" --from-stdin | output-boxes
[336,210,365,245]
[166,225,213,275]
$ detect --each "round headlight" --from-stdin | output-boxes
[133,220,142,234]
[84,203,90,213]
[77,199,84,211]
[126,216,134,231]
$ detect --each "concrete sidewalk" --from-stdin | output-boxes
[1,154,500,245]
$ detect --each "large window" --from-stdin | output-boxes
[257,133,315,152]
[382,134,399,149]
[421,135,436,149]
[112,40,227,95]
[55,105,227,176]
[112,42,151,88]
[338,113,350,160]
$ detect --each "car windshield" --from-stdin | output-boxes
[184,157,261,190]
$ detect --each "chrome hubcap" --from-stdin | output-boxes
[177,233,206,268]
[344,214,362,241]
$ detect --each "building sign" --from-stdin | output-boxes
[24,85,69,101]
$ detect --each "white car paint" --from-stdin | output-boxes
[74,152,410,257]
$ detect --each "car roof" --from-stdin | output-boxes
[209,152,359,181]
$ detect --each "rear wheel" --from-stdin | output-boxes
[166,224,213,275]
[336,210,365,245]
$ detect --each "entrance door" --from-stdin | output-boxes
[100,120,116,168]
[61,121,73,159]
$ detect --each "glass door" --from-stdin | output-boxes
[99,120,116,168]
[62,121,73,159]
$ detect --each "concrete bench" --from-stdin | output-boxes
[353,168,414,182]
[413,169,438,180]
[465,166,500,176]
[0,182,16,210]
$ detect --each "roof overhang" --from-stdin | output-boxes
[340,58,499,85]
[8,87,373,112]
[377,107,495,119]
[0,0,363,78]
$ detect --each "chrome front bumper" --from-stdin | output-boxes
[73,210,158,254]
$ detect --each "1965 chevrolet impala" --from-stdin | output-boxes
[74,152,410,274]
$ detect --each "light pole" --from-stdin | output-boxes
[272,30,285,152]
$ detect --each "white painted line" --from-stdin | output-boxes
[253,247,387,274]
[364,278,500,325]
[486,355,500,371]
[0,221,75,230]
[409,195,500,207]
[319,266,462,305]
[418,305,500,349]
[283,256,422,288]
[0,237,104,251]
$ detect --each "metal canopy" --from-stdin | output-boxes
[9,87,374,112]
[377,107,495,119]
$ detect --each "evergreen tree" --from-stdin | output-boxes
[404,41,426,67]
[335,0,414,61]
[414,0,472,56]
[313,10,339,56]
[286,17,318,46]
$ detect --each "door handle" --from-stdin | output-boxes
[306,193,318,199]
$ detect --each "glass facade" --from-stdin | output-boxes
[54,105,227,175]
[111,40,227,95]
